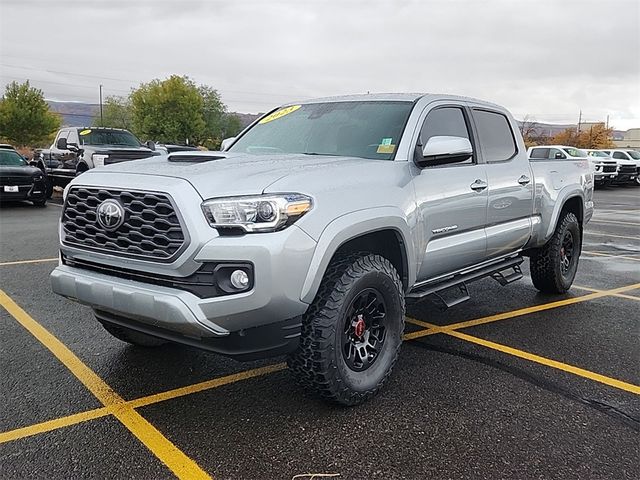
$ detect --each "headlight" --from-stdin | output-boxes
[201,194,313,233]
[33,173,44,181]
[92,154,109,167]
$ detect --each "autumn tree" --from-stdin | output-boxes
[550,123,614,149]
[0,81,61,147]
[519,115,541,148]
[94,95,133,130]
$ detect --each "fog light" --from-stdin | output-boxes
[230,269,250,290]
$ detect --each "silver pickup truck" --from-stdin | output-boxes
[51,93,593,405]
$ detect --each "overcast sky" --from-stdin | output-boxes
[1,0,639,129]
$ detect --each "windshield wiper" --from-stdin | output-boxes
[302,152,340,156]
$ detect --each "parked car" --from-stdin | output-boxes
[600,149,640,185]
[583,149,619,187]
[51,93,593,405]
[34,127,159,189]
[0,145,48,206]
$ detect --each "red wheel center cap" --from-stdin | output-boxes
[354,316,366,338]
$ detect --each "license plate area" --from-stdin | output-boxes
[3,186,19,193]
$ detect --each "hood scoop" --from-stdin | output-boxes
[168,152,227,163]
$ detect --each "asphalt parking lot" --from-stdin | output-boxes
[1,187,639,480]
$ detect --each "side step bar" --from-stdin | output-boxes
[406,256,524,307]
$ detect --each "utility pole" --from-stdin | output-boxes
[99,84,104,125]
[577,110,582,133]
[606,115,609,129]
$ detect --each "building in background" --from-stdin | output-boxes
[613,128,640,149]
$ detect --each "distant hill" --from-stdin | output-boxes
[47,100,98,127]
[46,100,623,138]
[47,100,261,129]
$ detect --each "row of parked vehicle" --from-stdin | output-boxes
[527,145,640,187]
[0,127,199,206]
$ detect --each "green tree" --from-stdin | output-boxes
[0,81,61,147]
[94,95,133,130]
[131,75,205,144]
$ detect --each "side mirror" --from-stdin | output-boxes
[29,160,38,167]
[146,140,156,151]
[416,136,473,167]
[56,137,68,150]
[555,152,566,159]
[67,142,79,152]
[220,137,236,151]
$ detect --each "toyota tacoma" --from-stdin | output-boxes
[51,94,593,405]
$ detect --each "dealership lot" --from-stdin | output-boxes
[0,187,638,479]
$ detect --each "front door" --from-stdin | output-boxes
[412,105,488,281]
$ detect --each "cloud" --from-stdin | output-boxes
[1,0,638,128]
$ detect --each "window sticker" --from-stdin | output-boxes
[377,137,395,154]
[258,105,301,124]
[79,129,92,135]
[377,144,395,154]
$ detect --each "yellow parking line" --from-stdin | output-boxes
[0,257,58,266]
[581,251,640,262]
[0,364,285,446]
[0,407,111,444]
[445,330,640,395]
[128,363,286,409]
[2,281,639,447]
[572,285,640,302]
[0,290,211,480]
[406,283,640,339]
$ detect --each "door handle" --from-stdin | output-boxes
[470,179,488,192]
[518,175,531,185]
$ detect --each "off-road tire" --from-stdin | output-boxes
[287,253,405,406]
[530,211,581,293]
[101,322,168,347]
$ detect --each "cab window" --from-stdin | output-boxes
[472,109,517,162]
[612,152,628,160]
[529,148,549,159]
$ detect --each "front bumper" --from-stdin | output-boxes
[51,223,318,359]
[0,181,47,201]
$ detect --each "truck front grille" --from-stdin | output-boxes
[62,187,186,261]
[602,163,617,173]
[619,165,636,175]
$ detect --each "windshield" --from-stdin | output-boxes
[587,150,608,157]
[626,150,640,160]
[0,149,26,166]
[562,147,586,157]
[229,101,414,160]
[78,129,141,147]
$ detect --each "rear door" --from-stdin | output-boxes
[412,104,489,281]
[471,108,534,259]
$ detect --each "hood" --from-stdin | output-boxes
[84,152,393,198]
[0,165,42,176]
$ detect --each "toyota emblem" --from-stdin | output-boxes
[96,199,125,231]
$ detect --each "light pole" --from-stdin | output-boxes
[99,84,104,125]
